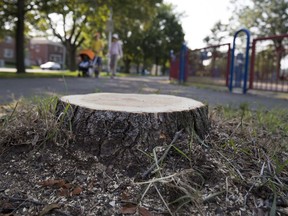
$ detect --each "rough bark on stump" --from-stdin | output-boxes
[56,93,209,173]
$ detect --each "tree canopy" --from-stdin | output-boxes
[204,0,288,46]
[232,0,288,36]
[0,0,185,73]
[0,0,46,73]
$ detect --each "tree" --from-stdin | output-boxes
[141,3,185,74]
[231,0,288,78]
[110,1,184,74]
[203,21,229,46]
[0,0,43,73]
[34,0,108,71]
[107,0,162,73]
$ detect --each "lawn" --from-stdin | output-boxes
[0,71,138,78]
[0,71,78,78]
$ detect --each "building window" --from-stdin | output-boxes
[5,36,13,44]
[50,54,62,63]
[35,45,40,53]
[4,49,13,58]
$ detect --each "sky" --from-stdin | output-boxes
[164,0,232,49]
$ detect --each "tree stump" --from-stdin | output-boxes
[56,93,209,173]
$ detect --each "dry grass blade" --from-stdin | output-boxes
[216,150,245,180]
[153,184,173,215]
[142,129,184,178]
[135,173,177,185]
[0,97,73,153]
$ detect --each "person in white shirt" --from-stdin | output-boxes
[109,33,123,78]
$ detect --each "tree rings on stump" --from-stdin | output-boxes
[56,93,209,173]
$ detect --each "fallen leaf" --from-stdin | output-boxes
[139,207,152,216]
[120,206,137,214]
[2,201,14,209]
[72,186,82,196]
[39,203,60,216]
[121,192,129,200]
[55,180,66,188]
[120,204,151,216]
[58,188,70,197]
[159,133,166,139]
[62,183,72,189]
[38,179,65,188]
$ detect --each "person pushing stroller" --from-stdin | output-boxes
[91,32,104,78]
[78,49,95,77]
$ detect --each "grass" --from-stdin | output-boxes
[0,71,78,78]
[0,71,141,79]
[0,97,70,148]
[1,98,288,215]
[134,103,288,215]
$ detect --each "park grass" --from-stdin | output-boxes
[0,71,137,79]
[0,98,288,215]
[0,71,78,78]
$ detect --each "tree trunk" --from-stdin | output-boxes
[16,0,26,74]
[56,93,209,173]
[123,58,131,73]
[65,43,77,71]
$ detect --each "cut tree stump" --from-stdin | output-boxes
[56,93,209,173]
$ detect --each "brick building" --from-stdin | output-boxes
[29,38,65,67]
[0,37,65,67]
[0,36,15,66]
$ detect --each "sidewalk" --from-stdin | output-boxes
[0,76,287,110]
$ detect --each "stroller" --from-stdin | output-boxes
[78,49,97,77]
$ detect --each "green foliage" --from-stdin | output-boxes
[232,0,288,36]
[0,71,78,78]
[106,1,184,73]
[0,0,184,73]
[141,3,185,71]
[203,21,229,46]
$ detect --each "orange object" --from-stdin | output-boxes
[79,49,95,60]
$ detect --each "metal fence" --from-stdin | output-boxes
[170,33,288,94]
[187,43,231,86]
[250,34,288,92]
[170,43,231,86]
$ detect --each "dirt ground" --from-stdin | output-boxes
[1,99,288,215]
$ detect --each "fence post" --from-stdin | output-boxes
[179,43,187,83]
[229,28,250,94]
[225,44,231,87]
[249,40,256,89]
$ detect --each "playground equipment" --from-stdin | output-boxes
[170,29,288,93]
[229,28,250,94]
[250,34,288,92]
[170,43,231,86]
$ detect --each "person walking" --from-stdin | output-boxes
[109,33,123,78]
[92,32,104,78]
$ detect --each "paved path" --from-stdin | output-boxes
[0,76,287,110]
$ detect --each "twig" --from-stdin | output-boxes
[139,181,153,204]
[141,129,183,178]
[0,195,72,216]
[153,184,174,216]
[1,196,42,205]
[203,190,225,203]
[135,173,177,185]
[216,151,245,180]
